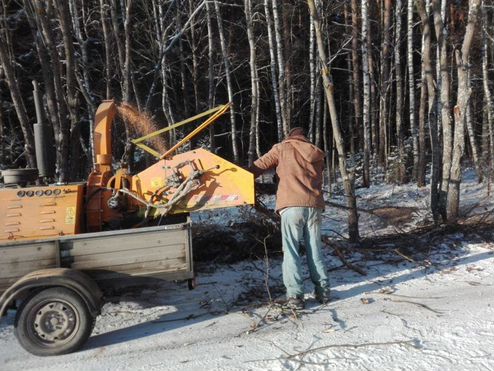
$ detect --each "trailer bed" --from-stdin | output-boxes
[0,222,193,294]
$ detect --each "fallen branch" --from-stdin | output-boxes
[329,243,367,276]
[393,248,416,263]
[286,339,420,360]
[376,292,444,300]
[152,312,209,323]
[384,298,444,315]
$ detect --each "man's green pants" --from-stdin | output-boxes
[280,207,330,298]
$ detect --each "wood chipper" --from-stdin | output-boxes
[0,100,254,356]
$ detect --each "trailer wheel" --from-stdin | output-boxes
[14,287,93,356]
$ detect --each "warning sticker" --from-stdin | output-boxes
[65,207,76,225]
[151,177,165,188]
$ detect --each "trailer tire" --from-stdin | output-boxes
[14,287,93,356]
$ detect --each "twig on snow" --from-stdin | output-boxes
[254,233,274,303]
[383,297,444,315]
[393,248,416,263]
[247,338,421,364]
[286,339,421,360]
[326,240,367,276]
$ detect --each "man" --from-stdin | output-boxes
[250,127,330,309]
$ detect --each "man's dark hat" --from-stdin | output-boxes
[288,127,305,137]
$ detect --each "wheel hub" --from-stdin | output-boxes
[33,302,77,342]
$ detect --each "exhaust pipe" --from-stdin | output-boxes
[32,81,55,179]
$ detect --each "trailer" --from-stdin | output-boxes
[0,220,193,356]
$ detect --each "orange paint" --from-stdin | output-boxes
[0,184,84,242]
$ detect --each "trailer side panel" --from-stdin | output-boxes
[0,241,58,292]
[63,224,193,281]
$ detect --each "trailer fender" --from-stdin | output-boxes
[0,268,102,319]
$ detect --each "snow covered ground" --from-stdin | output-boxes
[1,170,493,371]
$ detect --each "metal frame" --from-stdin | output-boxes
[131,103,231,159]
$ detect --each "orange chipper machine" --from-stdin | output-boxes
[0,100,255,242]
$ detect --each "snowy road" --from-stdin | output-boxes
[1,241,493,371]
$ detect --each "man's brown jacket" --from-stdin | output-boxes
[250,134,325,213]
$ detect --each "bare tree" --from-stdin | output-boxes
[272,0,288,135]
[54,0,81,177]
[307,0,359,242]
[408,0,419,181]
[432,0,453,217]
[213,0,239,163]
[351,0,362,157]
[245,0,259,166]
[379,0,392,167]
[482,1,494,187]
[205,0,216,149]
[418,0,441,222]
[99,0,112,100]
[395,0,406,183]
[361,0,371,188]
[263,0,283,142]
[448,0,481,220]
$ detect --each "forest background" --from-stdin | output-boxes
[0,0,493,240]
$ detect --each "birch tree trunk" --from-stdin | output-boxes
[307,0,359,242]
[351,0,362,156]
[448,0,481,220]
[156,0,176,134]
[379,0,392,167]
[244,0,259,166]
[343,3,355,154]
[110,0,125,97]
[482,1,494,188]
[418,53,427,187]
[272,0,288,136]
[361,0,371,188]
[432,0,452,218]
[309,9,316,143]
[177,7,189,119]
[263,0,283,142]
[213,0,239,163]
[408,0,419,181]
[205,0,216,149]
[122,0,134,165]
[418,0,441,222]
[395,0,406,183]
[122,0,133,103]
[464,67,483,182]
[99,0,112,99]
[282,3,292,132]
[188,0,200,115]
[368,4,377,155]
